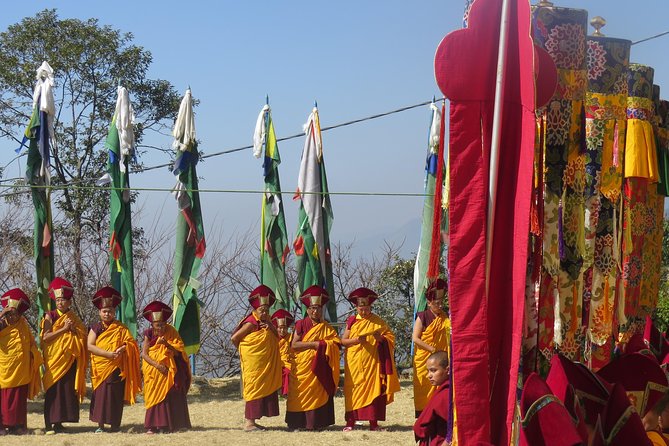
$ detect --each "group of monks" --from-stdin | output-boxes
[0,277,191,435]
[231,278,451,437]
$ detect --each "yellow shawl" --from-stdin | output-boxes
[287,321,340,412]
[344,313,400,412]
[41,310,88,401]
[90,320,141,404]
[142,324,190,409]
[413,314,451,411]
[238,314,282,401]
[0,317,42,398]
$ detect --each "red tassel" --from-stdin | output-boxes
[427,102,447,279]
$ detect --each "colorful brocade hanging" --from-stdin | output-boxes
[582,36,630,369]
[621,64,658,324]
[532,5,588,362]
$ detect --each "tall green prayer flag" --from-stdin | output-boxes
[253,104,290,312]
[293,107,336,322]
[171,89,206,355]
[25,62,56,318]
[106,86,137,337]
[413,103,446,314]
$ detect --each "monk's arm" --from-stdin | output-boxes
[41,314,74,344]
[291,330,319,351]
[231,322,254,347]
[411,317,435,353]
[142,336,168,373]
[87,329,115,358]
[341,327,365,347]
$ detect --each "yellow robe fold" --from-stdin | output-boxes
[142,324,190,409]
[287,321,340,412]
[238,314,282,401]
[278,334,292,371]
[413,314,451,412]
[344,314,401,412]
[41,310,88,401]
[90,320,141,405]
[0,317,42,398]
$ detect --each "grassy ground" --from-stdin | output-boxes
[1,378,417,445]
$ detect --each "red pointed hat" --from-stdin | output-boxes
[300,285,330,308]
[597,352,668,417]
[519,373,584,446]
[347,287,378,306]
[545,354,611,427]
[643,315,669,361]
[142,300,172,322]
[624,333,654,358]
[271,309,294,327]
[591,383,650,446]
[48,277,74,300]
[92,286,122,309]
[426,278,447,302]
[0,288,30,315]
[249,285,275,309]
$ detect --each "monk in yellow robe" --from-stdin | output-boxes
[41,277,88,435]
[286,286,340,431]
[231,285,282,432]
[0,288,42,436]
[342,287,401,431]
[87,286,141,433]
[141,300,191,434]
[412,278,451,417]
[271,308,294,396]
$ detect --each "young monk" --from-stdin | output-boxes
[271,308,294,397]
[342,287,401,432]
[87,286,141,433]
[0,288,42,436]
[414,350,450,445]
[412,278,450,417]
[231,285,282,432]
[41,277,88,435]
[141,300,191,434]
[286,286,341,431]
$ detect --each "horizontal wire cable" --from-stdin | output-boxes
[632,30,669,45]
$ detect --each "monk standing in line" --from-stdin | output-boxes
[87,286,141,433]
[41,277,88,435]
[341,287,400,432]
[286,286,340,431]
[271,308,294,397]
[412,278,450,417]
[231,285,282,432]
[414,350,451,445]
[141,300,191,434]
[0,288,42,436]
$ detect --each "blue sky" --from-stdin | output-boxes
[1,1,668,258]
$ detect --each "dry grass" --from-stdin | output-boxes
[1,378,417,445]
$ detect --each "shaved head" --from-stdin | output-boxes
[428,350,449,368]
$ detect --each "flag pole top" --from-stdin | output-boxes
[314,100,318,108]
[590,16,606,37]
[536,0,554,7]
[266,94,269,105]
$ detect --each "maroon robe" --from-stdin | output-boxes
[285,318,336,430]
[0,384,28,429]
[89,322,124,430]
[414,380,450,446]
[240,314,280,419]
[44,310,80,428]
[143,328,192,431]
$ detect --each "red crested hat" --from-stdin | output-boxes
[249,285,275,309]
[271,309,294,327]
[0,288,30,315]
[347,287,377,306]
[591,383,650,446]
[625,333,654,358]
[546,354,611,427]
[142,300,172,322]
[643,315,669,361]
[426,278,447,302]
[519,373,584,446]
[300,285,330,308]
[597,352,668,417]
[92,286,122,309]
[48,277,74,300]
